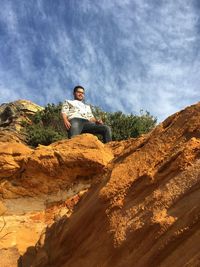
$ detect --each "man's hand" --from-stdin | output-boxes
[64,120,71,130]
[89,117,103,124]
[96,119,103,124]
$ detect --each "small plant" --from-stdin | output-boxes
[24,103,67,147]
[26,124,66,147]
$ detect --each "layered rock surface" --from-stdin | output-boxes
[28,102,200,267]
[0,134,113,199]
[0,99,43,143]
[0,130,113,266]
[1,100,200,267]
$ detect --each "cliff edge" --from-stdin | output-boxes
[31,101,200,267]
[1,100,200,267]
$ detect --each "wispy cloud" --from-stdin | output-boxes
[0,0,200,122]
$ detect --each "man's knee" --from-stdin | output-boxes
[102,125,112,142]
[68,119,82,138]
[103,125,111,134]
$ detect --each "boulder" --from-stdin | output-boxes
[0,134,113,198]
[0,99,43,143]
[0,133,113,263]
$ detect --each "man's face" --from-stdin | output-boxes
[74,88,85,101]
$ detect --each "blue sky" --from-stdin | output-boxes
[0,0,200,122]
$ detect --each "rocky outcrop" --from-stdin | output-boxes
[0,99,43,143]
[28,102,200,267]
[0,100,114,266]
[0,133,114,266]
[1,99,200,267]
[0,134,113,199]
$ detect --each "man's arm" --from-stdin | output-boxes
[61,100,71,130]
[61,112,71,130]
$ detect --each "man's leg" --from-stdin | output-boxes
[82,122,112,143]
[68,118,84,138]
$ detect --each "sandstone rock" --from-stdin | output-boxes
[0,188,88,267]
[0,247,20,267]
[31,102,200,267]
[0,133,113,266]
[0,134,113,198]
[2,99,200,267]
[0,142,32,179]
[0,201,7,215]
[0,130,23,143]
[0,99,43,143]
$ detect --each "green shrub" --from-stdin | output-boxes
[92,107,157,141]
[25,103,67,147]
[26,124,65,147]
[24,103,157,147]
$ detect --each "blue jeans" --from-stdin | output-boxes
[68,118,112,143]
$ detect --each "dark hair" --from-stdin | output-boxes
[73,85,85,93]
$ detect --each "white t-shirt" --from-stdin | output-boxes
[61,100,94,120]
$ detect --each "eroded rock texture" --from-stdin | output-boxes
[30,102,200,267]
[0,99,43,143]
[0,131,113,266]
[1,100,200,267]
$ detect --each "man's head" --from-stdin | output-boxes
[73,85,85,101]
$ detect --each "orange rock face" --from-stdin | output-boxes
[0,134,113,198]
[0,99,44,144]
[0,134,113,266]
[28,102,200,267]
[0,142,32,179]
[1,101,200,267]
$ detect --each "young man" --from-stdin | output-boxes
[61,86,112,143]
